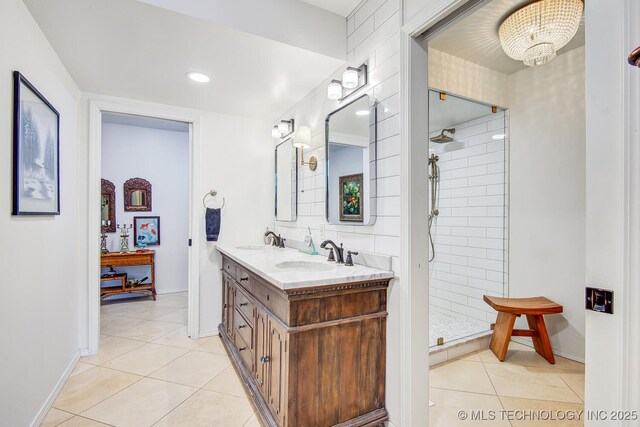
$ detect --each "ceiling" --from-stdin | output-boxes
[24,0,345,119]
[298,0,362,17]
[428,0,585,75]
[429,90,503,131]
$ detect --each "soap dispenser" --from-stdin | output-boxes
[264,227,271,245]
[299,227,319,255]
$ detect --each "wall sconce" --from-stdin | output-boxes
[293,126,317,171]
[272,118,295,139]
[326,63,368,101]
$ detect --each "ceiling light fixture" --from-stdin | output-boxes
[186,72,210,83]
[498,0,583,67]
[292,126,317,171]
[327,63,368,101]
[355,110,370,116]
[492,134,506,140]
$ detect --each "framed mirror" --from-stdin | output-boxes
[275,138,297,222]
[124,177,152,212]
[101,178,116,232]
[325,94,376,225]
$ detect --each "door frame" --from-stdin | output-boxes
[85,95,201,355]
[398,1,472,424]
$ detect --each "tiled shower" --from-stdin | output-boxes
[428,92,508,347]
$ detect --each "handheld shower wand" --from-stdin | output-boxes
[428,154,440,262]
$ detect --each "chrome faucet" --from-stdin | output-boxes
[320,240,344,264]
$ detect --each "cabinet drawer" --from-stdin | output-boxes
[234,329,254,371]
[253,280,289,325]
[236,266,253,290]
[235,286,255,323]
[223,258,236,279]
[234,308,254,351]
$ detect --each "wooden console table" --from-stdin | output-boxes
[101,251,156,300]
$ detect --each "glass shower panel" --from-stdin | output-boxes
[428,90,508,348]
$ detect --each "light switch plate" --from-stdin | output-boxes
[585,287,614,314]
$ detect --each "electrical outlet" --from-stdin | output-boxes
[586,287,614,314]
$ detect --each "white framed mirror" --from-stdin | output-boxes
[275,138,297,222]
[325,94,377,225]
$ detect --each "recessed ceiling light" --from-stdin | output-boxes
[356,110,369,116]
[492,134,506,140]
[186,72,210,83]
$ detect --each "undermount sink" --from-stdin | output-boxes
[275,261,335,272]
[236,245,268,250]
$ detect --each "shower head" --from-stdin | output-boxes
[429,128,455,143]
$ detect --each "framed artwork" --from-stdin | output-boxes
[339,173,363,222]
[101,179,116,232]
[134,216,160,246]
[12,71,60,215]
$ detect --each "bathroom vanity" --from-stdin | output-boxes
[216,245,393,427]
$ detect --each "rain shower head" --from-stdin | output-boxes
[430,128,456,143]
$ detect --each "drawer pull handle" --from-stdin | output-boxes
[240,277,249,282]
[260,356,270,364]
[238,324,246,329]
[240,302,249,307]
[239,347,247,352]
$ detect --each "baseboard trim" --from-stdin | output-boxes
[198,328,219,338]
[30,350,80,427]
[511,337,585,363]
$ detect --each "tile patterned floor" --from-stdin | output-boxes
[429,310,489,347]
[429,342,586,426]
[41,292,261,427]
[41,292,585,427]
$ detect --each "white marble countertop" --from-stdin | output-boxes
[216,244,394,290]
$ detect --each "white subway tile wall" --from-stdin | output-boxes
[274,0,401,272]
[429,111,509,333]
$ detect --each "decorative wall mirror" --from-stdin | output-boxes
[101,178,116,232]
[124,177,152,212]
[275,138,297,222]
[325,94,377,225]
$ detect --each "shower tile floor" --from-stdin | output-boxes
[430,311,489,347]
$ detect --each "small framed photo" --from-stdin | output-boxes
[13,71,60,215]
[134,216,160,246]
[339,173,364,222]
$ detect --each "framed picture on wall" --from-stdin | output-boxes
[12,71,60,215]
[134,216,160,246]
[339,173,363,222]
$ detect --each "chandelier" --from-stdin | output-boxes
[498,0,583,67]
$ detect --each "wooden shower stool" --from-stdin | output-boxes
[483,295,563,364]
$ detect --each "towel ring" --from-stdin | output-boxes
[202,190,225,209]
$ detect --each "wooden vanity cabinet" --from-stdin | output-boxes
[219,255,390,427]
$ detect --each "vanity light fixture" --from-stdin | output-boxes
[293,126,317,171]
[274,119,294,139]
[498,0,583,67]
[327,63,368,101]
[327,80,343,100]
[271,126,281,139]
[186,71,210,83]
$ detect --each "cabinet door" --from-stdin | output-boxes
[267,316,288,425]
[255,307,268,395]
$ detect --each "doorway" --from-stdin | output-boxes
[85,98,202,357]
[99,112,190,343]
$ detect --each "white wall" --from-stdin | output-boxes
[101,122,189,294]
[508,46,586,361]
[429,111,508,330]
[274,0,404,423]
[0,1,82,426]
